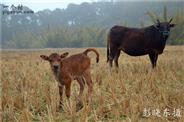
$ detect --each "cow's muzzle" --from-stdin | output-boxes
[162,31,170,36]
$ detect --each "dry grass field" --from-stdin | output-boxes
[1,46,184,122]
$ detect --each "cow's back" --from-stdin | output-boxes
[109,25,150,56]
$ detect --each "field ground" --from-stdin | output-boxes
[1,46,184,122]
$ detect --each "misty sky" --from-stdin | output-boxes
[1,0,98,12]
[1,0,180,12]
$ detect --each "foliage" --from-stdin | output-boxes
[2,24,107,48]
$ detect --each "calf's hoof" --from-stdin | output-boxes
[56,103,64,112]
[76,102,83,111]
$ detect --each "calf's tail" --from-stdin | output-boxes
[83,48,99,63]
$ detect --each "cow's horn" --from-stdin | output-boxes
[157,19,160,24]
[169,18,173,23]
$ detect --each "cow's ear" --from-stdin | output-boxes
[170,24,175,28]
[61,52,69,58]
[40,55,49,61]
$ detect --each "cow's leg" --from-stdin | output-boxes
[109,56,113,67]
[58,85,64,110]
[149,53,155,68]
[83,69,93,105]
[76,77,85,111]
[109,46,118,67]
[114,50,121,68]
[149,53,158,68]
[153,53,158,67]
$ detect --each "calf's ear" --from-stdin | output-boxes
[61,52,69,58]
[170,24,175,28]
[40,55,49,61]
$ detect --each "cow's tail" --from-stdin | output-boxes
[83,48,99,63]
[107,33,110,63]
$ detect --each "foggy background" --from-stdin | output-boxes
[1,1,184,49]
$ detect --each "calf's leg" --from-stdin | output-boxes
[76,77,85,111]
[83,69,93,104]
[58,85,64,111]
[58,85,64,110]
[65,81,71,99]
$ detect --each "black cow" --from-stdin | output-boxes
[107,18,175,68]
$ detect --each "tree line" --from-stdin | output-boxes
[1,1,184,49]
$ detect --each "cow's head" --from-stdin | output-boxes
[155,18,175,37]
[40,52,69,73]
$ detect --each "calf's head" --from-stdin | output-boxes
[155,18,175,37]
[40,52,69,73]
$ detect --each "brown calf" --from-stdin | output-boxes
[40,48,99,110]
